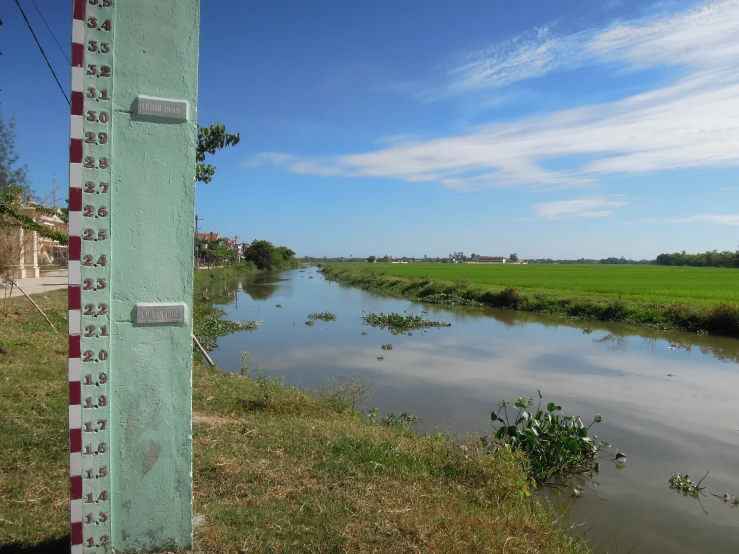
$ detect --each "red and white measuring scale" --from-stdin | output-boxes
[69,0,114,551]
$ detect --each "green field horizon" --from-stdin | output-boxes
[329,263,739,307]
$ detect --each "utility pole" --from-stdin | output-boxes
[51,174,58,209]
[194,215,204,268]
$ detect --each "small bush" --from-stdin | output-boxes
[498,286,521,308]
[317,373,374,412]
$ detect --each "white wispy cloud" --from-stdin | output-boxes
[245,0,739,190]
[532,197,628,219]
[660,214,739,225]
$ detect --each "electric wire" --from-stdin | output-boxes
[29,0,70,65]
[13,0,70,106]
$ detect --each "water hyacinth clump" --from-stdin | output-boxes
[421,292,486,308]
[485,392,615,484]
[668,472,704,496]
[194,314,259,351]
[361,311,450,332]
[381,344,393,350]
[667,471,738,507]
[307,311,337,322]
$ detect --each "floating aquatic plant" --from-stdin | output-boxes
[361,312,450,334]
[307,311,337,322]
[485,391,618,485]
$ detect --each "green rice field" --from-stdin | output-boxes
[331,263,739,307]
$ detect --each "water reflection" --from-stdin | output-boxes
[241,273,283,301]
[208,268,739,554]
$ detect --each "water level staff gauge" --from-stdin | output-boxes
[67,0,200,551]
[69,0,114,549]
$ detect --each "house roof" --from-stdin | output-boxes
[196,232,219,241]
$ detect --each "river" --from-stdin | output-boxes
[205,267,739,553]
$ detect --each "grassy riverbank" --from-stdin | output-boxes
[194,261,260,288]
[320,264,739,338]
[0,288,587,553]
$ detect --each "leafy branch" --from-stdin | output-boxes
[196,123,240,184]
[1,188,68,245]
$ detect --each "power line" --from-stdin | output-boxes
[29,0,70,65]
[13,0,70,106]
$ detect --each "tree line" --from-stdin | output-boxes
[196,237,296,271]
[656,250,739,268]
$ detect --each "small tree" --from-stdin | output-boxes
[367,255,376,263]
[245,240,277,270]
[509,253,518,262]
[0,115,32,197]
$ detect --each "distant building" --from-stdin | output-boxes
[476,256,507,263]
[1,205,67,279]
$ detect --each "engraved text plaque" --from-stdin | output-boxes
[136,97,188,120]
[136,303,186,324]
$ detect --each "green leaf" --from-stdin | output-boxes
[547,402,556,412]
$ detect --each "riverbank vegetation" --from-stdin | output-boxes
[321,264,739,338]
[0,287,589,553]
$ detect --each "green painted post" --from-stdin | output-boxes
[68,0,199,551]
[109,1,199,550]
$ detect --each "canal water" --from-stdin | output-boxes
[206,267,739,553]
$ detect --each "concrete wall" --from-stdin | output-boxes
[108,1,199,550]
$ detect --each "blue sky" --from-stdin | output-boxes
[2,0,739,259]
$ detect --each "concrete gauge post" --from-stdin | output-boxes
[67,0,200,551]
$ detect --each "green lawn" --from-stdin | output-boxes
[333,264,739,307]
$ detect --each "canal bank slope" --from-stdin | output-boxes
[0,288,587,553]
[320,264,739,338]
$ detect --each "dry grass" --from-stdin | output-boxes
[0,289,69,546]
[1,288,588,553]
